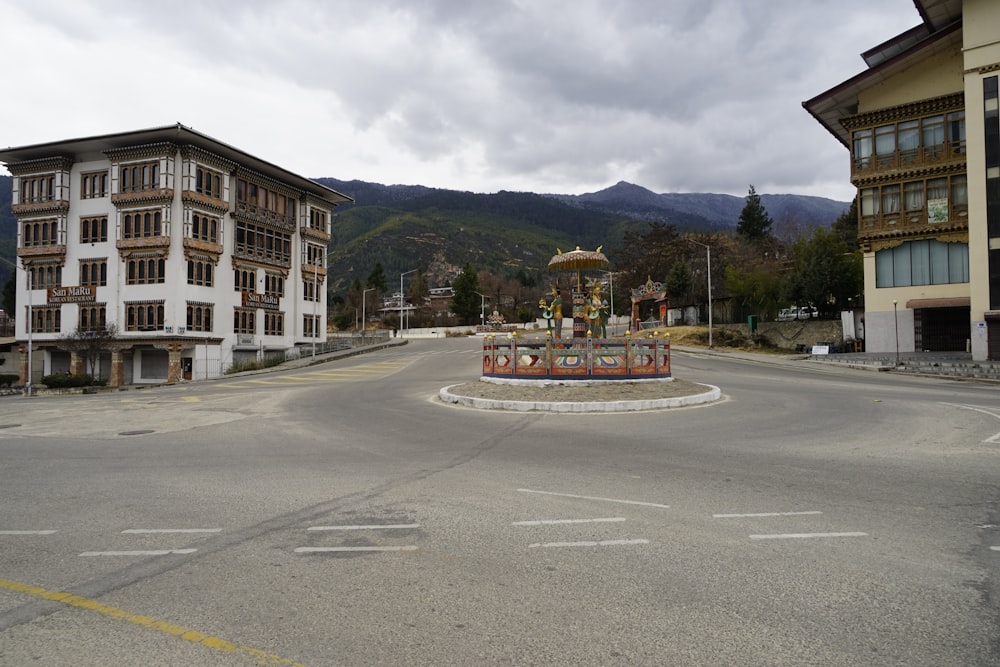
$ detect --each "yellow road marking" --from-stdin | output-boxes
[0,577,307,666]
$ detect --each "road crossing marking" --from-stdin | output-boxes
[518,488,670,509]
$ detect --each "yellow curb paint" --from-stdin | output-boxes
[0,577,306,666]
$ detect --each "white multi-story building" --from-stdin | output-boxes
[0,124,353,386]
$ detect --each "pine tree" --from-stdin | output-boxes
[366,262,387,293]
[737,185,774,244]
[450,263,481,325]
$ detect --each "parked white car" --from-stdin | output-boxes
[778,308,798,322]
[797,306,818,320]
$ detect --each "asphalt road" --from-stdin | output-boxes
[0,337,998,666]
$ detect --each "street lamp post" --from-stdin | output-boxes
[312,259,318,357]
[893,299,899,365]
[361,287,375,342]
[685,239,713,349]
[400,269,417,337]
[475,292,487,329]
[26,269,32,396]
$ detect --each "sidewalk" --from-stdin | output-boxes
[672,345,1000,383]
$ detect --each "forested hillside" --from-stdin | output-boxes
[0,173,850,296]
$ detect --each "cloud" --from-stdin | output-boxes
[0,0,919,200]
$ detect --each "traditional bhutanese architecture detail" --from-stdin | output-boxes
[804,0,1000,360]
[0,123,353,386]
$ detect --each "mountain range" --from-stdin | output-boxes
[0,174,849,291]
[315,178,849,291]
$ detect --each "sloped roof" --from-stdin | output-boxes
[803,0,962,147]
[0,123,353,206]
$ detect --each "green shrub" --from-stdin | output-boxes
[0,374,19,387]
[224,355,285,374]
[40,373,96,388]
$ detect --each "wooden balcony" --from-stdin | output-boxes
[116,236,171,252]
[852,140,965,181]
[112,188,174,206]
[859,202,968,242]
[17,244,66,258]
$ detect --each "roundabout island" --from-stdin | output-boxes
[439,247,722,413]
[438,377,721,413]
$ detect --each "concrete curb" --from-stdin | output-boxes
[437,383,722,413]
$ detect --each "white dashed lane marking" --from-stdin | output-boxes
[121,528,222,534]
[749,532,868,540]
[80,549,198,557]
[295,546,418,553]
[518,488,670,509]
[528,539,649,549]
[512,518,626,526]
[307,524,419,531]
[713,511,822,518]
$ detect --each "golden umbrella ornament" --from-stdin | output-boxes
[547,246,609,290]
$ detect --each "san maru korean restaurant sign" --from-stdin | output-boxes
[242,292,280,311]
[47,286,96,304]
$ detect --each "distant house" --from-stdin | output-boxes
[0,124,352,386]
[804,0,999,360]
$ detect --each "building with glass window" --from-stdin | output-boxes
[804,0,1000,360]
[0,124,353,386]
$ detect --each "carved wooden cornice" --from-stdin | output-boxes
[105,142,177,162]
[231,256,289,272]
[234,166,302,200]
[863,226,968,251]
[179,145,237,174]
[116,237,171,260]
[4,156,74,175]
[12,200,70,216]
[840,93,964,131]
[299,225,331,242]
[17,245,66,259]
[181,191,229,214]
[112,189,174,207]
[182,238,224,257]
[231,205,296,233]
[852,161,967,187]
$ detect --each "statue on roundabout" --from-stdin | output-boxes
[538,284,564,338]
[582,279,609,338]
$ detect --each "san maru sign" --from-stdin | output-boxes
[47,286,96,304]
[242,292,280,311]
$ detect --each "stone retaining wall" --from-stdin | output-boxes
[725,319,848,351]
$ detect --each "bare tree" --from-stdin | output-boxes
[60,323,119,380]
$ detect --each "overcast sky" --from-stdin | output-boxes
[0,0,920,201]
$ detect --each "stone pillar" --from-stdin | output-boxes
[70,351,84,376]
[110,349,125,388]
[18,344,29,386]
[167,343,184,383]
